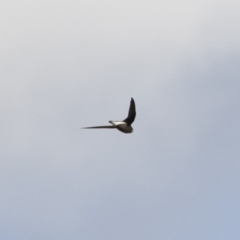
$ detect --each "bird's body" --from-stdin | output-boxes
[82,98,136,134]
[109,121,133,133]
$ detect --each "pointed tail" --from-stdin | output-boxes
[82,125,116,129]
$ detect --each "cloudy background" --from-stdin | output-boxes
[1,0,240,239]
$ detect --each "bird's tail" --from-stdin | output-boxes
[82,125,116,129]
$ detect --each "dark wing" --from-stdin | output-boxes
[123,98,136,125]
[82,125,116,129]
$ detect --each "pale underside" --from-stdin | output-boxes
[109,121,125,125]
[109,121,133,133]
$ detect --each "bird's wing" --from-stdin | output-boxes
[123,98,136,125]
[82,125,116,129]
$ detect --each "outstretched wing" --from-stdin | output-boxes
[82,125,116,129]
[123,98,136,125]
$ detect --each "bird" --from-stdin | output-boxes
[82,98,136,134]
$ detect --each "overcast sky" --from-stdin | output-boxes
[1,1,240,239]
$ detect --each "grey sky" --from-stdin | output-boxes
[1,1,240,239]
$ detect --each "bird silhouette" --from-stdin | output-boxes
[82,98,136,133]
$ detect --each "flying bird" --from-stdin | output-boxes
[82,98,136,133]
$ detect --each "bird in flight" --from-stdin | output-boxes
[82,98,136,133]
